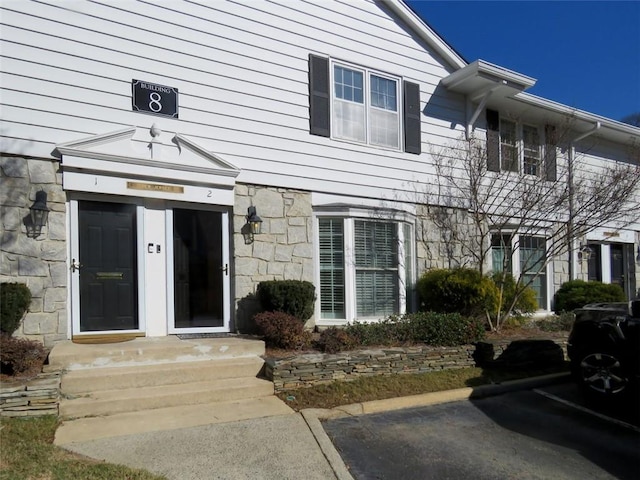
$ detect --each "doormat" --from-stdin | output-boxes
[72,334,138,344]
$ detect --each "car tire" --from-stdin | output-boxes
[575,346,629,401]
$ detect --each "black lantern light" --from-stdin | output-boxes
[578,244,592,262]
[246,206,263,235]
[27,190,50,238]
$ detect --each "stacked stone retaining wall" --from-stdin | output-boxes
[0,372,60,417]
[265,338,568,392]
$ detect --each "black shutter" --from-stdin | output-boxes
[403,81,421,154]
[309,54,330,137]
[486,109,500,172]
[544,124,557,181]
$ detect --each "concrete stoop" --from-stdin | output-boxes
[51,336,294,444]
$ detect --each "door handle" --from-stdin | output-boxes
[70,259,83,272]
[221,264,228,276]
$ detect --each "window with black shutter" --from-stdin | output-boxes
[309,55,421,154]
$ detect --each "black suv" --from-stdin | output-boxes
[567,300,640,403]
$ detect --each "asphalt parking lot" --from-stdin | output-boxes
[323,383,640,480]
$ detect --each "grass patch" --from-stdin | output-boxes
[276,364,569,410]
[0,415,166,480]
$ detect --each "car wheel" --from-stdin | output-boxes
[577,349,628,397]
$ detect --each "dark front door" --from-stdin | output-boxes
[78,201,138,331]
[173,209,223,329]
[610,244,625,296]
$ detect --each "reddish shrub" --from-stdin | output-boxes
[253,311,312,350]
[316,327,357,353]
[0,333,47,377]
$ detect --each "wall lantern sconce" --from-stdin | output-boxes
[578,244,592,262]
[26,191,50,238]
[242,206,263,244]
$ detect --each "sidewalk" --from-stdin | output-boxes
[62,373,569,480]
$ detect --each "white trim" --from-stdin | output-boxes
[69,195,147,336]
[166,204,231,334]
[314,210,416,325]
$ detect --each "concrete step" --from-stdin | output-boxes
[61,357,265,394]
[60,377,274,419]
[54,396,295,445]
[46,336,265,372]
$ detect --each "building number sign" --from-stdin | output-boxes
[132,80,179,118]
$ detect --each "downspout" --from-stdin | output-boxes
[568,121,601,280]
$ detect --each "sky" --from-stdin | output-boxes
[406,1,640,123]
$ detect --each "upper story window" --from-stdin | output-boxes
[332,63,400,149]
[309,55,421,154]
[487,109,557,181]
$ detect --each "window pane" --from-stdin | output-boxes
[354,221,398,317]
[403,223,414,312]
[333,100,366,142]
[334,66,363,104]
[370,75,397,111]
[500,120,518,172]
[523,125,540,176]
[319,218,345,319]
[491,234,512,274]
[370,108,399,149]
[519,236,546,308]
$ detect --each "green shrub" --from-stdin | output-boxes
[554,280,626,312]
[1,283,32,335]
[0,333,47,376]
[253,311,312,350]
[342,312,484,348]
[417,268,498,317]
[491,273,538,314]
[316,327,357,354]
[536,312,575,332]
[398,312,485,346]
[256,280,316,321]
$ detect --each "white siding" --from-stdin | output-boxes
[1,0,464,201]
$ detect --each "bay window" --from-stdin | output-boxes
[318,216,414,323]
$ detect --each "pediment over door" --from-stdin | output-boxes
[55,125,240,192]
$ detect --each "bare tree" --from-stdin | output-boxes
[410,122,640,331]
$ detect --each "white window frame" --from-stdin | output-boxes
[315,211,415,325]
[330,60,402,150]
[490,231,552,311]
[498,120,544,176]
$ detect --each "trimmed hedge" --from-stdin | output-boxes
[1,283,32,335]
[315,312,485,353]
[256,280,316,321]
[554,280,626,312]
[417,268,498,317]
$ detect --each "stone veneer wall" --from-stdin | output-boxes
[1,157,68,347]
[233,184,314,332]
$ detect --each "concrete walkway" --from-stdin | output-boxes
[65,412,344,480]
[61,373,569,480]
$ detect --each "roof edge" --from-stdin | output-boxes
[384,0,467,70]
